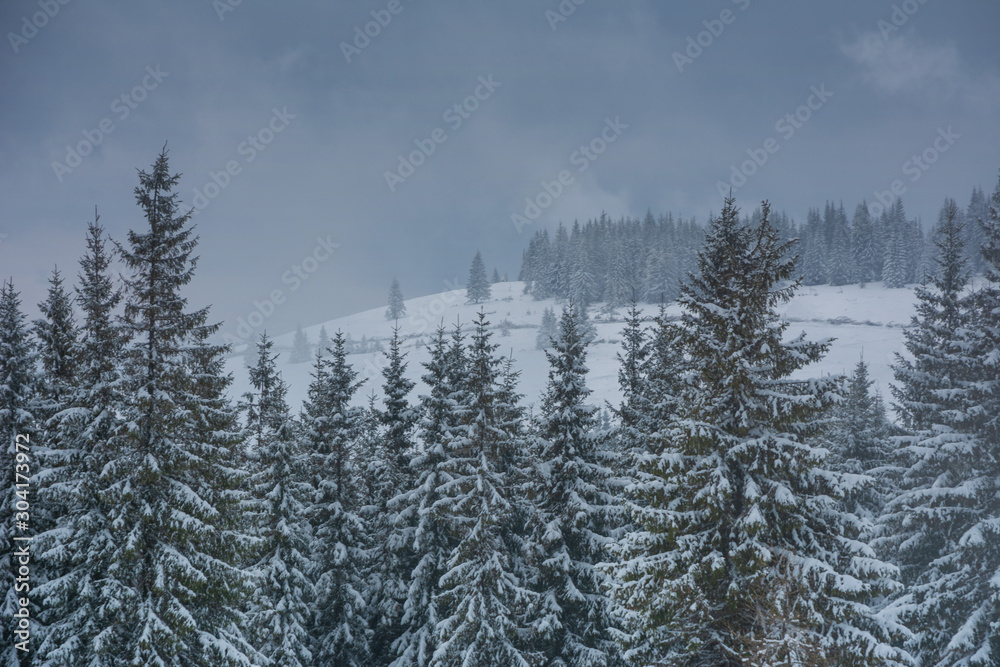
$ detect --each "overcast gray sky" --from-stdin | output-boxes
[2,0,998,343]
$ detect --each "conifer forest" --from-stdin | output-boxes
[1,146,999,664]
[3,3,1000,666]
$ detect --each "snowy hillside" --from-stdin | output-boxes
[227,280,921,418]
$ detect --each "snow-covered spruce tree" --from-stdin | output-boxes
[290,324,312,364]
[613,197,910,666]
[955,176,1000,665]
[827,203,856,287]
[185,319,258,659]
[536,307,557,351]
[828,357,891,522]
[881,190,1000,666]
[31,271,79,519]
[573,304,597,344]
[496,350,538,645]
[101,148,257,664]
[801,209,828,286]
[613,300,648,438]
[29,266,81,658]
[242,333,314,667]
[642,246,675,304]
[528,305,618,665]
[852,203,879,288]
[602,243,632,309]
[889,199,976,438]
[353,392,395,662]
[0,280,40,667]
[380,326,419,470]
[911,219,932,286]
[365,326,418,664]
[607,299,650,529]
[431,312,535,666]
[34,218,126,666]
[317,325,332,358]
[635,303,685,444]
[974,173,1000,459]
[300,332,371,665]
[466,250,492,304]
[492,268,502,284]
[387,276,407,321]
[965,184,989,275]
[883,199,911,289]
[32,268,80,424]
[354,391,382,518]
[608,303,686,660]
[390,326,465,667]
[569,253,596,308]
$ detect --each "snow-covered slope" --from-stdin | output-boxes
[226,280,919,418]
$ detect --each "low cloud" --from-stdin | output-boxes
[840,32,961,96]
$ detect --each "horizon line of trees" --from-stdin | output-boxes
[0,150,998,665]
[518,186,992,306]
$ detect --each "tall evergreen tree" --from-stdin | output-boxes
[380,327,418,467]
[301,332,371,665]
[528,305,618,665]
[186,322,258,662]
[880,196,997,666]
[641,246,674,304]
[32,268,79,421]
[366,326,418,663]
[536,307,557,351]
[801,208,828,285]
[953,177,1000,665]
[101,148,257,664]
[890,199,974,435]
[613,300,648,437]
[569,240,596,308]
[387,277,407,321]
[290,324,312,364]
[609,304,686,662]
[972,173,1000,466]
[242,333,314,667]
[390,326,465,667]
[614,198,909,665]
[29,266,81,660]
[573,305,597,345]
[431,312,535,666]
[466,251,492,305]
[827,203,855,286]
[35,217,126,666]
[965,185,989,275]
[883,199,911,288]
[828,357,891,522]
[0,280,40,667]
[603,242,632,309]
[635,305,684,443]
[607,299,652,580]
[317,325,332,357]
[852,202,879,287]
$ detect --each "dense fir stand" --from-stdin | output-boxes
[1,149,998,665]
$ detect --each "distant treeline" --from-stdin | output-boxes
[518,186,992,304]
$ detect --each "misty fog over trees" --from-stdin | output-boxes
[1,148,998,665]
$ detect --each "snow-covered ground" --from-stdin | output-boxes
[225,280,919,419]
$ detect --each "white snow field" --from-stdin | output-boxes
[226,280,922,419]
